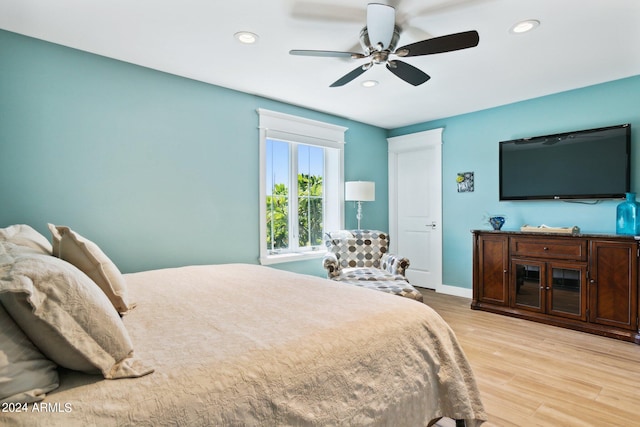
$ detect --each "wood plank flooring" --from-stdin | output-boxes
[419,289,640,427]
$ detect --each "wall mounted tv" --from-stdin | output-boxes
[499,123,631,201]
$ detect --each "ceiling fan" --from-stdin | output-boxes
[289,3,479,87]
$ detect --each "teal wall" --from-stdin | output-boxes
[0,30,388,275]
[3,29,639,288]
[390,75,640,289]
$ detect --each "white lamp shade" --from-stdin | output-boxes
[345,181,375,202]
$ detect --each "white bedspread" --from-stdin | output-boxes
[3,264,486,426]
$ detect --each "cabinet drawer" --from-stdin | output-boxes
[510,237,587,260]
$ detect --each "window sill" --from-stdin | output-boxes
[260,249,327,266]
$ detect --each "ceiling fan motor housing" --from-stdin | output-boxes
[360,25,401,54]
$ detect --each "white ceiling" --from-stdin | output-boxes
[2,0,640,129]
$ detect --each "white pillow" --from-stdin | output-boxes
[0,224,52,255]
[0,301,59,404]
[48,224,134,314]
[0,245,153,379]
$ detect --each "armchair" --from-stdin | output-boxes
[323,230,423,302]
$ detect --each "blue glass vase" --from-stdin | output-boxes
[489,216,505,230]
[616,192,639,235]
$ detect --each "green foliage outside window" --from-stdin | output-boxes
[266,183,289,251]
[267,174,323,251]
[298,173,324,247]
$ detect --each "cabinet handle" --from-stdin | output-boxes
[543,247,549,251]
[590,279,595,284]
[503,269,508,273]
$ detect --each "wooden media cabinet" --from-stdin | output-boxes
[472,230,640,343]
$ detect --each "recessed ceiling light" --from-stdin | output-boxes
[510,19,540,34]
[234,31,259,44]
[362,80,379,88]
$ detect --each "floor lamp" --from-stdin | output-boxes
[345,181,375,230]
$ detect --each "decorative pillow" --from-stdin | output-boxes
[47,224,133,314]
[0,224,52,255]
[0,303,59,404]
[0,248,153,379]
[0,238,13,267]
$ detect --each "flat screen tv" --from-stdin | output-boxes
[499,124,631,201]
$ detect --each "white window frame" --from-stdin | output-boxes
[258,108,346,265]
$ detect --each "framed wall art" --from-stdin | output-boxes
[457,172,474,193]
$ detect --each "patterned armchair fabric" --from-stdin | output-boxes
[323,230,422,302]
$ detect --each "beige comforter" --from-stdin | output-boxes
[4,264,486,426]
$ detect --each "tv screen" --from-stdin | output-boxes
[499,124,631,200]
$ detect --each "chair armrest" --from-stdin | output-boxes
[381,253,410,276]
[322,252,340,279]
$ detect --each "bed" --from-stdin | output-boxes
[1,225,486,426]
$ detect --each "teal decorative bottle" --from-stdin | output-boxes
[616,192,640,235]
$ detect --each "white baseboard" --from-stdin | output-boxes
[435,284,472,299]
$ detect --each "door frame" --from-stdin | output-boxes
[388,128,443,292]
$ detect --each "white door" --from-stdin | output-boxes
[388,129,442,290]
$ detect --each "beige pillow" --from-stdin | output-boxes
[48,224,133,314]
[0,248,153,379]
[0,224,52,255]
[0,303,59,404]
[0,238,13,267]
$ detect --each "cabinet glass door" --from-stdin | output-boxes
[548,263,587,320]
[512,260,543,312]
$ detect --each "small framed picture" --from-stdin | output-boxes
[457,172,474,193]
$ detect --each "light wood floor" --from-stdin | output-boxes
[419,289,640,427]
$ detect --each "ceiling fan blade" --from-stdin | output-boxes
[330,65,369,87]
[409,0,494,20]
[367,3,396,49]
[397,30,479,57]
[290,2,365,23]
[386,60,430,86]
[400,24,433,44]
[289,49,365,59]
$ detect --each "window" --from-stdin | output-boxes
[266,139,324,253]
[258,109,346,265]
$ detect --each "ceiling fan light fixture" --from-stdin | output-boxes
[366,3,396,50]
[362,80,378,88]
[234,31,259,44]
[510,19,540,34]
